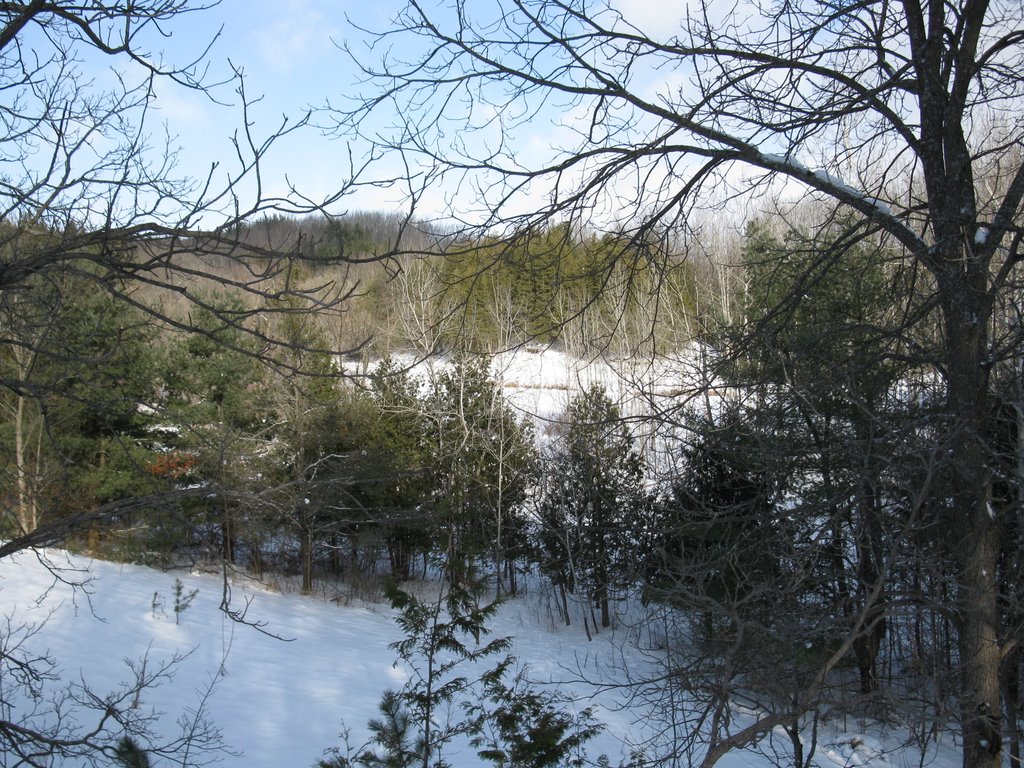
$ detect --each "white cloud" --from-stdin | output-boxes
[152,85,212,128]
[609,0,685,36]
[250,0,341,73]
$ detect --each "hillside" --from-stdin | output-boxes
[0,549,961,768]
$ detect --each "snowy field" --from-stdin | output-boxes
[361,346,703,426]
[0,549,964,768]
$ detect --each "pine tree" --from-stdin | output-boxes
[4,284,169,547]
[355,690,422,768]
[649,405,787,640]
[735,218,906,693]
[424,358,536,589]
[464,667,602,768]
[325,567,604,768]
[368,359,436,580]
[160,292,270,565]
[384,568,513,768]
[537,385,648,628]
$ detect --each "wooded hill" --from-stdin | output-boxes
[5,200,1021,767]
[130,212,706,362]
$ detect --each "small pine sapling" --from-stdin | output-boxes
[172,578,199,625]
[358,690,424,768]
[320,561,615,768]
[151,591,165,619]
[385,563,512,768]
[464,666,603,768]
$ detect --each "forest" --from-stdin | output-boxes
[2,0,1023,767]
[3,207,1022,768]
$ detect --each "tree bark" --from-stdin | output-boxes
[943,292,1002,768]
[14,392,37,534]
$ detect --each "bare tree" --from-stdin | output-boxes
[0,1,377,761]
[339,2,1024,766]
[0,0,389,545]
[0,2,377,418]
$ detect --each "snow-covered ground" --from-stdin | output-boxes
[0,351,962,767]
[362,346,706,426]
[0,550,963,768]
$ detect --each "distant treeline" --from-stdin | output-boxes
[224,213,706,358]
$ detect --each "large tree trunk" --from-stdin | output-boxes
[944,294,1002,768]
[956,506,1001,767]
[300,514,314,594]
[1003,398,1024,767]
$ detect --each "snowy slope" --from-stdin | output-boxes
[0,550,963,768]
[0,346,967,767]
[0,550,656,767]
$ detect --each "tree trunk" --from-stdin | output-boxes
[943,297,1002,768]
[506,556,517,596]
[957,520,1001,765]
[221,511,234,564]
[559,581,571,626]
[854,471,886,695]
[1004,398,1024,767]
[1003,647,1021,768]
[14,392,37,533]
[594,579,611,629]
[785,720,803,768]
[301,517,314,593]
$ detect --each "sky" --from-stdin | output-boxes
[140,0,397,216]
[121,0,696,224]
[8,0,805,232]
[26,0,1004,235]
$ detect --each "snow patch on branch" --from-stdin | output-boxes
[754,151,894,218]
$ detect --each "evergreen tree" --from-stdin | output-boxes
[162,294,264,430]
[161,293,269,564]
[537,384,648,628]
[464,666,603,768]
[0,284,170,548]
[265,308,345,592]
[322,565,608,768]
[350,690,422,768]
[649,405,789,640]
[367,359,437,580]
[384,568,513,768]
[735,218,909,693]
[424,358,537,589]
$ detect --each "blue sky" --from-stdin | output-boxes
[140,0,397,216]
[17,1,918,231]
[135,0,690,223]
[9,0,699,227]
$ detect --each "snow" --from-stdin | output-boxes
[808,170,895,218]
[0,549,967,768]
[0,342,967,768]
[754,151,896,220]
[373,345,711,434]
[0,550,650,767]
